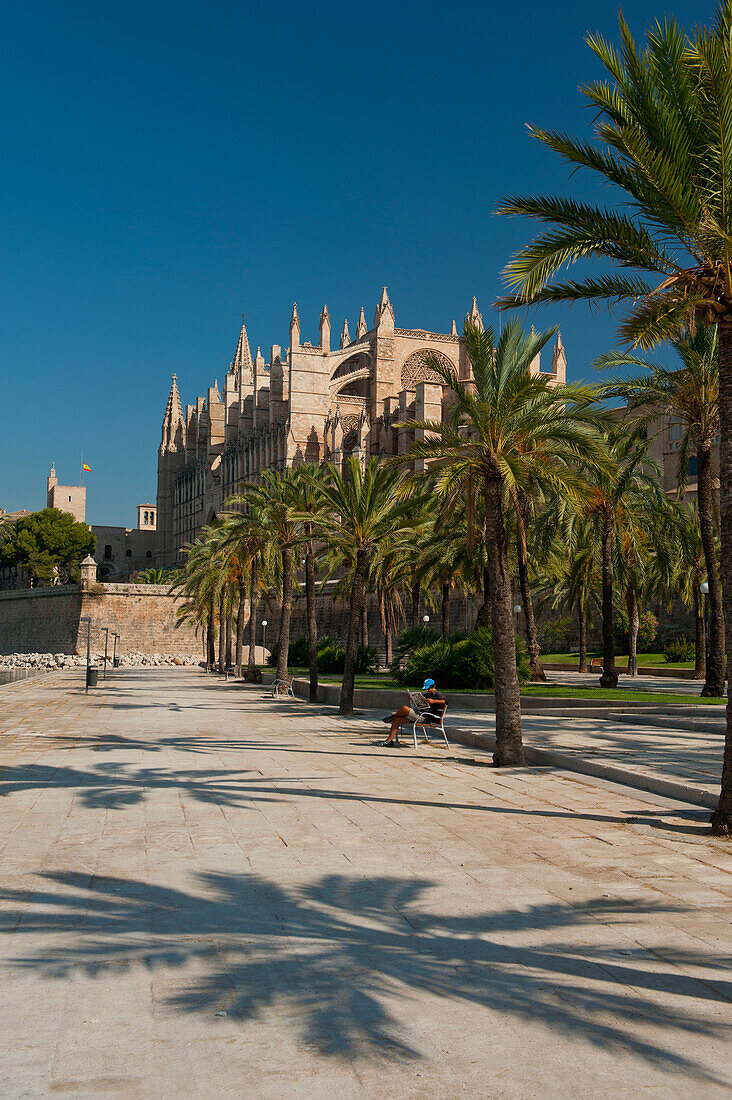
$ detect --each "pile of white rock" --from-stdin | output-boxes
[0,653,200,669]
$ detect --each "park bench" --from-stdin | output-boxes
[590,657,603,673]
[408,690,450,751]
[271,676,295,699]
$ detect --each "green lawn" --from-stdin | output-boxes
[284,669,723,706]
[543,651,695,669]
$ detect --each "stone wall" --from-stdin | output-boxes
[0,584,202,658]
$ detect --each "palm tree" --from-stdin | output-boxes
[288,464,328,702]
[656,501,709,680]
[407,318,607,765]
[311,457,418,716]
[218,502,269,675]
[494,4,732,831]
[597,327,724,695]
[534,508,600,673]
[235,471,301,682]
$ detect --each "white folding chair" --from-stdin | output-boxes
[408,691,449,750]
[271,676,295,699]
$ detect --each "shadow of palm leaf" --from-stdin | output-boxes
[0,870,729,1077]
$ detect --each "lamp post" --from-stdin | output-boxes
[423,615,430,625]
[80,616,91,692]
[700,581,709,663]
[514,604,522,635]
[262,620,268,661]
[102,627,110,680]
[112,632,118,668]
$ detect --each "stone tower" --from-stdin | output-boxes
[46,464,86,523]
[156,375,185,563]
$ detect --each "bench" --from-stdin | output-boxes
[408,691,450,751]
[590,657,603,673]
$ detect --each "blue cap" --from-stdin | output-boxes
[423,678,435,689]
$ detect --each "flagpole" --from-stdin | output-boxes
[80,454,84,486]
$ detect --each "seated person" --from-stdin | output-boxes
[381,678,447,747]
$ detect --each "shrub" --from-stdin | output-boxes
[395,625,438,657]
[267,634,341,669]
[316,643,345,673]
[614,610,658,653]
[538,615,573,654]
[664,636,695,663]
[393,627,529,690]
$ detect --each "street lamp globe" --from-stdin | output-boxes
[700,581,709,595]
[262,620,268,626]
[423,615,430,623]
[514,604,522,614]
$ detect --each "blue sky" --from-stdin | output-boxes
[0,0,710,524]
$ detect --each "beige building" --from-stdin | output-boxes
[156,290,569,562]
[44,466,158,579]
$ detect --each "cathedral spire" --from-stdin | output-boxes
[161,373,184,449]
[232,313,253,381]
[340,317,351,349]
[450,319,458,337]
[356,306,367,339]
[551,329,567,379]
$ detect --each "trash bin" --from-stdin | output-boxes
[86,666,99,689]
[113,657,120,668]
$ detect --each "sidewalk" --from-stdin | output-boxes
[0,667,730,1097]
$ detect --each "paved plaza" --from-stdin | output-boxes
[0,669,730,1098]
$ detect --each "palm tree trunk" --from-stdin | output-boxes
[441,582,451,641]
[340,547,367,715]
[361,598,369,648]
[516,520,546,682]
[305,544,318,703]
[578,600,588,673]
[599,510,618,688]
[698,444,726,697]
[276,546,294,681]
[218,591,225,674]
[248,557,259,670]
[626,584,639,676]
[225,606,233,670]
[379,590,392,667]
[235,579,246,676]
[207,595,215,669]
[693,584,706,680]
[411,576,420,628]
[711,322,732,836]
[484,476,524,766]
[475,567,492,628]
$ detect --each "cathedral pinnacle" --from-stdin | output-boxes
[356,306,367,339]
[290,302,301,347]
[450,319,458,337]
[374,286,395,332]
[465,296,484,331]
[340,317,351,349]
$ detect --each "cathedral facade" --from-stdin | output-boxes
[156,290,568,563]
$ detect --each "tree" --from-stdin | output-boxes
[597,327,724,695]
[656,501,709,680]
[0,508,95,586]
[407,318,607,765]
[288,464,327,702]
[219,502,269,675]
[494,4,732,831]
[310,457,418,716]
[133,567,181,585]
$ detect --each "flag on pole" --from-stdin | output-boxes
[82,463,91,472]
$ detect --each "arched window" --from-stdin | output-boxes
[146,550,152,558]
[104,544,112,560]
[125,549,132,557]
[144,511,149,524]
